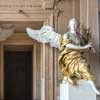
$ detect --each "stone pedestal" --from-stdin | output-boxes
[60,81,96,100]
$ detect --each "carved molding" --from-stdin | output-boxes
[0,0,55,12]
[0,8,54,21]
[0,0,43,11]
[43,0,55,9]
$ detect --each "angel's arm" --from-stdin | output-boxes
[66,43,93,50]
[63,33,93,50]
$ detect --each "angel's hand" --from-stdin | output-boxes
[84,43,93,49]
[92,48,96,53]
[88,47,96,53]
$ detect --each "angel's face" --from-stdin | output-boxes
[69,21,77,31]
[68,18,78,32]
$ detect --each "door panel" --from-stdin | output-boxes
[4,51,32,100]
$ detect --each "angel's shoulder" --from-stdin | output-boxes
[63,32,70,39]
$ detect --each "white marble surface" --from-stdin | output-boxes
[60,81,96,100]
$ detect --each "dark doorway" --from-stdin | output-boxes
[4,51,33,100]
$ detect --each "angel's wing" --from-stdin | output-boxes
[0,24,15,41]
[26,25,61,50]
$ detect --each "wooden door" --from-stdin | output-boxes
[4,51,33,100]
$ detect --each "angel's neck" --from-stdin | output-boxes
[69,29,77,34]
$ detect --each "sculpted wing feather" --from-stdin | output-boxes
[26,25,61,50]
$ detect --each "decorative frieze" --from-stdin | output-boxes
[0,1,43,10]
[0,0,55,12]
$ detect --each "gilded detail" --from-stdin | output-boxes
[58,33,94,85]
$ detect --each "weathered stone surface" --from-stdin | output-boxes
[60,81,96,100]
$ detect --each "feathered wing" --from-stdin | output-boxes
[26,25,61,50]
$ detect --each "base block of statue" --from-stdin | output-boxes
[60,81,96,100]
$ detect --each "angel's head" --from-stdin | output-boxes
[68,18,79,32]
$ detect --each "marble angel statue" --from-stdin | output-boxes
[26,18,100,95]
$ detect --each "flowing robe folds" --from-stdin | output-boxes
[58,32,94,84]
